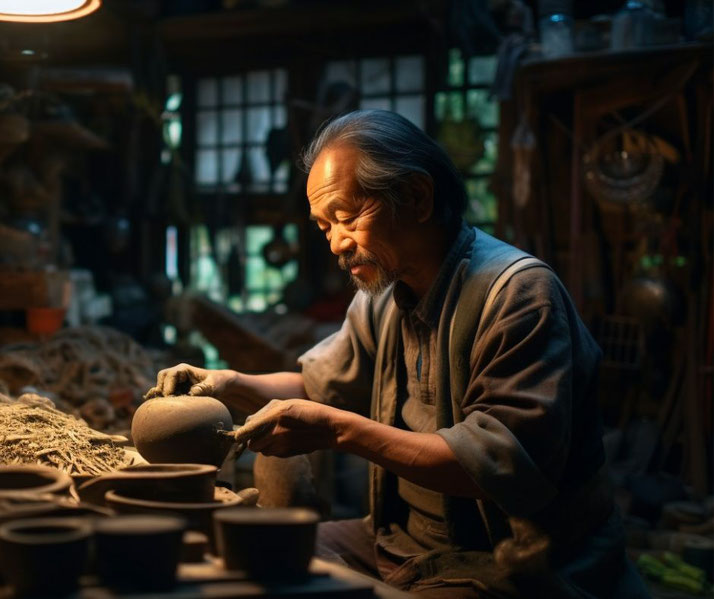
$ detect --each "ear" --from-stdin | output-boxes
[408,173,434,223]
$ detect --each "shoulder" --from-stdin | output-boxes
[476,265,570,333]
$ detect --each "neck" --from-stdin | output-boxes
[398,224,455,299]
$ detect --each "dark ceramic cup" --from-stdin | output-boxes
[93,514,186,592]
[0,464,73,498]
[0,517,92,597]
[214,507,319,580]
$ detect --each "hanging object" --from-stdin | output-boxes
[583,129,664,207]
[0,0,101,23]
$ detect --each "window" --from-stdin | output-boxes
[194,69,289,193]
[229,224,299,313]
[435,49,499,232]
[324,55,426,129]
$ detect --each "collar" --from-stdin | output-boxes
[393,222,474,328]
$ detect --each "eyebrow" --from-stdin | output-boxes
[309,197,351,222]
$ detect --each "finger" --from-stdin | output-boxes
[163,368,187,396]
[233,419,274,444]
[189,381,212,396]
[144,386,160,399]
[155,369,168,395]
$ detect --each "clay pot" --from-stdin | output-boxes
[94,515,186,592]
[105,486,259,552]
[131,396,236,466]
[0,464,72,498]
[214,507,319,580]
[77,463,217,506]
[0,517,91,596]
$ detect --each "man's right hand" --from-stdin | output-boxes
[144,364,237,400]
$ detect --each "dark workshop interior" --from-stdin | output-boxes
[0,0,710,597]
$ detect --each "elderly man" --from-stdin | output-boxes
[148,110,648,598]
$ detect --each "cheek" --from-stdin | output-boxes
[358,233,398,267]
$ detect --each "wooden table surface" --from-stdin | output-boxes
[59,556,412,598]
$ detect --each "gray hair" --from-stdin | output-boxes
[300,110,466,230]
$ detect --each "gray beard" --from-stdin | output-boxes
[349,269,397,296]
[339,253,398,296]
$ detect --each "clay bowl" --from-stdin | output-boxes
[104,486,259,552]
[0,464,73,499]
[0,517,92,597]
[94,514,186,592]
[214,507,319,580]
[131,396,237,466]
[77,463,218,506]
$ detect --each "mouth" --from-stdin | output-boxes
[350,264,369,276]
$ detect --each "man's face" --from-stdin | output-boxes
[307,144,405,295]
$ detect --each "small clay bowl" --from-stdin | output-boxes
[0,464,72,498]
[104,486,255,551]
[77,463,217,506]
[94,515,186,592]
[214,507,319,580]
[0,517,91,596]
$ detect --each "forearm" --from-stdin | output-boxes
[225,371,308,414]
[334,410,485,499]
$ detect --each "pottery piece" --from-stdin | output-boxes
[214,507,319,580]
[104,486,259,552]
[0,464,72,498]
[0,517,91,596]
[131,396,236,466]
[77,463,217,506]
[94,514,186,592]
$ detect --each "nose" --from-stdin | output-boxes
[329,225,354,255]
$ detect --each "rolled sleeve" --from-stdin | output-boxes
[438,271,575,516]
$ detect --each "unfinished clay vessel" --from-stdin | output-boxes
[0,464,72,498]
[77,463,217,505]
[214,507,319,580]
[105,486,259,552]
[0,517,91,596]
[131,396,236,466]
[94,514,186,591]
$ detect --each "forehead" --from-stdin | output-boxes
[307,144,361,218]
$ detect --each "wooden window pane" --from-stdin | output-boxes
[361,58,390,94]
[195,149,218,184]
[246,107,271,143]
[198,78,218,107]
[360,96,391,111]
[274,69,287,102]
[447,49,464,87]
[395,55,424,92]
[221,148,241,184]
[222,76,243,105]
[221,109,243,144]
[247,147,271,184]
[197,110,218,145]
[467,56,497,86]
[325,60,357,86]
[466,89,499,129]
[395,94,424,129]
[247,70,271,103]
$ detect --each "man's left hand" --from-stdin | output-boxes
[239,399,339,457]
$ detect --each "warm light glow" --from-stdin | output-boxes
[0,0,101,22]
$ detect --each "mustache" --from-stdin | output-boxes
[338,251,379,271]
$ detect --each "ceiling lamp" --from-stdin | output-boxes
[0,0,101,23]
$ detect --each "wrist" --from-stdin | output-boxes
[331,409,364,451]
